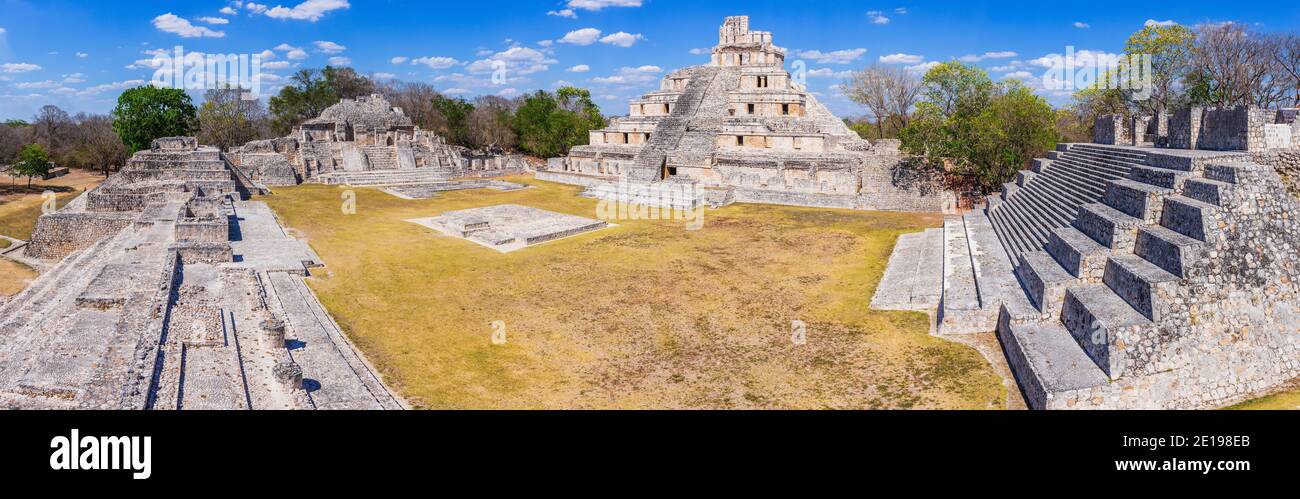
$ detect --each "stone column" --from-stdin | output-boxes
[273,361,304,391]
[261,318,286,349]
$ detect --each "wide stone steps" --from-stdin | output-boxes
[316,169,455,186]
[996,319,1110,409]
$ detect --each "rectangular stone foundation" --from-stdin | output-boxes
[407,204,609,253]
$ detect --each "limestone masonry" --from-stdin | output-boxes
[542,16,951,213]
[2,137,400,409]
[227,93,529,189]
[877,107,1300,409]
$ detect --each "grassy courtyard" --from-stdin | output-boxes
[261,176,1007,409]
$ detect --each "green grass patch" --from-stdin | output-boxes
[261,176,1007,409]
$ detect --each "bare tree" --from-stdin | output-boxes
[1189,23,1288,108]
[32,105,73,156]
[378,80,441,130]
[198,87,272,151]
[0,123,25,167]
[468,95,518,150]
[76,115,129,177]
[844,64,923,139]
[1273,33,1300,107]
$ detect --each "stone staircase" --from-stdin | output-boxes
[988,143,1299,409]
[627,67,721,181]
[316,169,456,186]
[361,146,400,170]
[988,144,1147,266]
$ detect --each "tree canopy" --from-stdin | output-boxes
[13,143,52,187]
[111,86,198,153]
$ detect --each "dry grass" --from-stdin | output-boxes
[261,176,1007,409]
[1229,381,1300,410]
[0,258,37,297]
[0,169,104,247]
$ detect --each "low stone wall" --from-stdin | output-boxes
[24,212,135,260]
[175,218,229,243]
[1167,107,1203,149]
[1198,106,1271,151]
[170,242,233,264]
[1255,150,1300,197]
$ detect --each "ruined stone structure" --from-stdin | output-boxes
[875,108,1300,409]
[1,138,401,409]
[542,16,949,212]
[227,94,529,188]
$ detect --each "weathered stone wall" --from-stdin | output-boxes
[24,212,135,260]
[175,219,229,243]
[1198,106,1271,151]
[1094,114,1127,145]
[1168,107,1203,149]
[1255,150,1300,197]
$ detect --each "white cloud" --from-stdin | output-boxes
[391,56,409,64]
[245,3,269,14]
[79,79,146,96]
[1145,19,1178,27]
[220,6,238,15]
[894,8,909,15]
[959,51,1018,62]
[1029,49,1123,69]
[600,32,644,47]
[560,28,602,46]
[547,9,577,18]
[566,0,642,11]
[906,61,941,73]
[327,56,351,66]
[867,11,890,25]
[76,52,89,59]
[373,72,396,80]
[411,56,460,70]
[263,61,293,70]
[591,65,661,85]
[198,16,230,25]
[1073,22,1091,29]
[15,80,62,90]
[568,64,591,73]
[62,73,86,83]
[467,46,556,75]
[263,0,351,22]
[498,87,518,97]
[879,53,924,64]
[1003,71,1034,80]
[689,48,709,56]
[808,68,853,79]
[1,63,42,73]
[0,27,7,35]
[314,40,346,54]
[537,40,554,47]
[153,13,226,38]
[794,48,868,64]
[443,88,470,95]
[275,44,309,60]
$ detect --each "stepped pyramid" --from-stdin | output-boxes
[874,107,1300,409]
[543,16,948,212]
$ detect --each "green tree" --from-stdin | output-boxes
[900,63,1057,194]
[511,87,604,158]
[430,94,474,147]
[111,86,198,153]
[14,143,52,187]
[1124,24,1195,114]
[268,67,375,135]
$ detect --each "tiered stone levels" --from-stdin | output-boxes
[546,16,947,213]
[991,144,1300,409]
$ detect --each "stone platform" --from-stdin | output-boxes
[408,204,609,253]
[381,180,529,200]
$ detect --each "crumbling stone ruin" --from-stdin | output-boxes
[1,137,401,409]
[541,16,950,212]
[226,94,529,188]
[876,106,1300,409]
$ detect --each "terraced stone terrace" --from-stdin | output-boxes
[875,135,1300,409]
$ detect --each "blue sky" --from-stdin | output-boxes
[1,0,1297,121]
